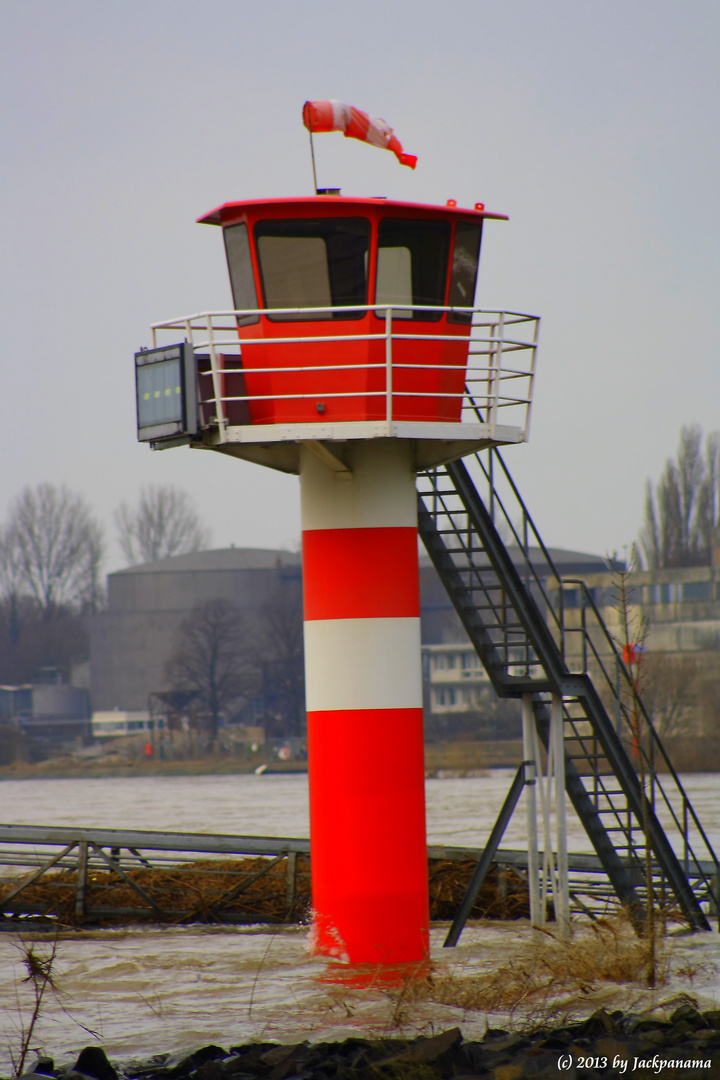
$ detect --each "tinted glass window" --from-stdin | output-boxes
[255,218,370,321]
[448,222,482,324]
[375,219,450,321]
[224,224,259,326]
[137,359,183,428]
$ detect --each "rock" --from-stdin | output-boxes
[71,1048,118,1080]
[170,1047,228,1079]
[595,1036,630,1063]
[45,1012,720,1080]
[578,1008,620,1039]
[408,1028,463,1063]
[259,1043,310,1080]
[23,1057,56,1077]
[493,1064,524,1080]
[670,1004,706,1031]
[21,1058,55,1075]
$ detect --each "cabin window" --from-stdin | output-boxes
[254,218,370,320]
[448,222,482,323]
[224,224,260,325]
[375,219,450,321]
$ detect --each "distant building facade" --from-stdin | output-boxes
[422,643,490,715]
[565,564,720,655]
[90,548,301,713]
[90,544,621,721]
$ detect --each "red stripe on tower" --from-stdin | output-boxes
[300,441,429,966]
[302,527,419,620]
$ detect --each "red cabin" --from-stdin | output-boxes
[198,196,507,427]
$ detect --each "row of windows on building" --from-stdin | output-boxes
[423,649,483,673]
[430,686,486,710]
[560,580,717,610]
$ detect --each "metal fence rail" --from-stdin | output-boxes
[149,306,539,440]
[1,825,716,928]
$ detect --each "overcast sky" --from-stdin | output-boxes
[3,0,719,575]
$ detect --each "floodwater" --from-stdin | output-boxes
[1,771,719,1071]
[3,770,720,851]
[2,769,720,854]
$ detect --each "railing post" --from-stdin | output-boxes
[285,851,297,918]
[710,867,720,929]
[551,693,570,937]
[488,448,495,523]
[75,840,88,918]
[385,307,393,423]
[206,315,226,443]
[523,315,540,442]
[489,311,504,432]
[522,694,542,929]
[486,317,497,420]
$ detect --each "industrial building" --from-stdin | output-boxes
[89,544,618,717]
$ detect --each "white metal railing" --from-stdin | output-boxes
[150,305,539,443]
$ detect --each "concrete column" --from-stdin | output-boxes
[300,439,429,965]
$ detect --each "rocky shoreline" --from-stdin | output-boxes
[12,1006,720,1080]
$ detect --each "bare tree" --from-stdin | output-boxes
[115,485,211,565]
[641,653,701,739]
[0,593,89,684]
[697,431,720,557]
[1,483,103,618]
[640,425,720,569]
[164,599,256,744]
[253,584,305,739]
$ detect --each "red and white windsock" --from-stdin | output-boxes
[300,441,429,966]
[303,100,418,169]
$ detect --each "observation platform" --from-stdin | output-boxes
[142,305,539,473]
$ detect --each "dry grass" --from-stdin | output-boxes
[428,862,531,921]
[0,856,312,925]
[8,937,60,1076]
[386,915,668,1023]
[1,857,531,926]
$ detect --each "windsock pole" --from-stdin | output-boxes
[308,127,318,193]
[300,440,429,966]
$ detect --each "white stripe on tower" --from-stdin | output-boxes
[304,618,422,712]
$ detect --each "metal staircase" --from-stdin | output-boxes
[417,449,719,933]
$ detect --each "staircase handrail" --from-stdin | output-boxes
[560,576,720,881]
[425,442,719,913]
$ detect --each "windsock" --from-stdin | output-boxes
[303,100,417,169]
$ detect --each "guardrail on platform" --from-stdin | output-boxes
[149,306,539,442]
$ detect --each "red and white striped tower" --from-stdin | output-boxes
[138,190,537,972]
[300,439,428,965]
